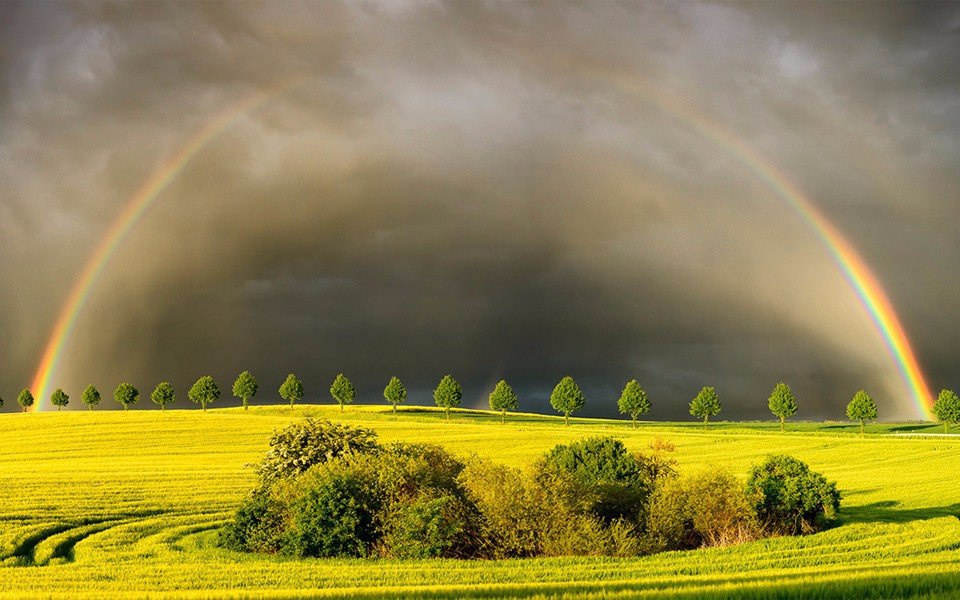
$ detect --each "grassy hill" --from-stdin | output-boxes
[2,405,960,598]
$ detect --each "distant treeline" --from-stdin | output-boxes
[5,374,960,433]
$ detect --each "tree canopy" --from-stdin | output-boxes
[330,374,356,412]
[233,371,259,410]
[488,380,519,423]
[383,376,407,413]
[188,376,220,411]
[690,386,721,429]
[114,383,139,411]
[617,379,650,428]
[279,373,304,409]
[767,382,798,431]
[433,375,462,419]
[50,388,69,411]
[550,376,586,426]
[933,389,960,433]
[151,382,176,411]
[17,389,34,412]
[846,390,878,435]
[81,385,101,410]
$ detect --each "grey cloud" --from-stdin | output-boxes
[1,1,957,419]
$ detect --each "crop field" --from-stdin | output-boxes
[2,405,960,598]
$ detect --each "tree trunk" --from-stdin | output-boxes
[860,421,864,436]
[945,422,949,433]
[780,417,785,432]
[340,403,344,413]
[58,406,61,411]
[632,416,637,429]
[446,408,450,420]
[393,403,397,413]
[124,405,129,411]
[244,402,248,411]
[565,413,569,426]
[501,410,505,424]
[88,405,92,411]
[704,416,708,430]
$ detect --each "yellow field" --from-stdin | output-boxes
[2,405,960,598]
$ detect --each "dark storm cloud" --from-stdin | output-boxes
[1,1,958,419]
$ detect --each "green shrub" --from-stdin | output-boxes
[746,455,841,535]
[255,418,379,485]
[379,493,473,558]
[279,465,383,558]
[686,469,760,547]
[539,437,649,523]
[218,489,286,553]
[645,476,699,552]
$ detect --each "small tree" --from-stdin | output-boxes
[17,389,34,412]
[617,379,650,428]
[280,373,304,409]
[933,389,960,433]
[433,375,462,420]
[0,394,3,409]
[488,379,519,423]
[768,382,798,432]
[81,384,101,410]
[330,374,356,413]
[690,386,721,430]
[383,376,407,413]
[550,376,586,426]
[50,388,69,411]
[232,371,259,410]
[114,383,139,411]
[151,381,176,411]
[188,376,220,412]
[846,389,878,436]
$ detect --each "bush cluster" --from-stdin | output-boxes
[221,420,842,559]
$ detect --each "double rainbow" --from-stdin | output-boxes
[29,76,933,418]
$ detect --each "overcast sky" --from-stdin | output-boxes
[1,1,958,419]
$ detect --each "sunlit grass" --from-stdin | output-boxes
[2,404,960,597]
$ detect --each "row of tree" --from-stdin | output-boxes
[4,374,960,432]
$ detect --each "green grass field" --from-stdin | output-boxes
[2,404,960,598]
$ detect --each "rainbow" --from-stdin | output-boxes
[603,73,933,419]
[29,73,933,419]
[30,82,296,409]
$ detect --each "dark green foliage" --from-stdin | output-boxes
[768,382,798,431]
[690,386,721,429]
[540,437,649,523]
[934,389,960,433]
[188,376,220,411]
[81,385,100,410]
[150,382,175,411]
[383,376,407,413]
[113,383,138,411]
[232,371,258,410]
[379,493,472,559]
[50,388,69,411]
[219,489,286,553]
[17,389,34,412]
[433,375,462,420]
[279,373,304,409]
[254,418,379,486]
[846,390,878,435]
[550,376,585,425]
[280,468,381,558]
[329,373,356,412]
[745,455,841,535]
[488,380,518,423]
[617,379,650,428]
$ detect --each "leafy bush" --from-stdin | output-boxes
[255,418,378,485]
[746,455,841,535]
[686,470,760,547]
[218,489,286,553]
[539,437,649,523]
[278,465,382,558]
[379,493,474,558]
